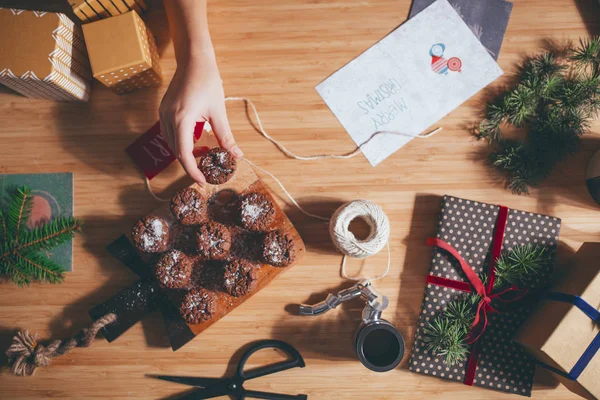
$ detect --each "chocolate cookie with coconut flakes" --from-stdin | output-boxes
[131,215,169,253]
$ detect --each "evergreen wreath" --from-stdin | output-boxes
[423,244,550,365]
[476,36,600,194]
[0,187,83,286]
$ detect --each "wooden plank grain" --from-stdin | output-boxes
[0,0,599,399]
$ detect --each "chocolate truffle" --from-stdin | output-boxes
[199,147,237,185]
[196,221,231,259]
[180,288,217,324]
[155,249,193,289]
[131,215,169,253]
[239,193,276,231]
[262,230,297,267]
[170,187,207,225]
[222,259,258,297]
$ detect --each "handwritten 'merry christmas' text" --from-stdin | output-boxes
[356,78,408,130]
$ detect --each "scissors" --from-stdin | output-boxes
[148,340,307,400]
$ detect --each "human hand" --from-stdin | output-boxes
[159,51,243,185]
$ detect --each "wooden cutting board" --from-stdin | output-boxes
[126,158,306,339]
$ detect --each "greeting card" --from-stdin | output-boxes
[0,173,74,271]
[316,0,503,166]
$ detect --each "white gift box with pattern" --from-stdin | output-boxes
[0,8,92,102]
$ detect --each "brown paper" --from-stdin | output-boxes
[69,0,146,23]
[0,8,91,101]
[82,10,161,94]
[516,242,600,400]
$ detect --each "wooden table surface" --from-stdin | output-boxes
[1,0,599,399]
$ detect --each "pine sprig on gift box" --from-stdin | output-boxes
[0,187,83,286]
[423,244,549,365]
[495,243,550,287]
[476,36,600,194]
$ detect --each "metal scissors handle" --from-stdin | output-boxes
[149,340,307,400]
[237,340,305,381]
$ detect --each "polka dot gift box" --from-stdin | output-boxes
[408,195,561,396]
[82,10,162,95]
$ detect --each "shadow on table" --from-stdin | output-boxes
[394,193,441,369]
[575,0,600,36]
[283,197,345,255]
[468,126,600,219]
[45,214,139,340]
[48,0,172,178]
[0,326,19,371]
[268,281,362,362]
[534,135,600,217]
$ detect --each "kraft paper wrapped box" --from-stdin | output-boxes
[0,8,92,101]
[408,195,561,396]
[69,0,147,23]
[516,242,600,400]
[0,0,146,23]
[82,10,162,94]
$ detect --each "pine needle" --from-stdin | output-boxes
[494,244,550,287]
[6,187,33,242]
[16,253,65,284]
[479,36,600,193]
[0,186,82,286]
[18,217,83,253]
[0,210,6,243]
[423,244,550,363]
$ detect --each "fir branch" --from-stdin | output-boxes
[476,119,502,142]
[0,209,6,243]
[4,256,30,286]
[494,244,550,287]
[423,244,550,363]
[570,36,600,74]
[490,140,532,194]
[18,217,83,253]
[445,297,476,332]
[16,253,65,284]
[0,185,82,285]
[479,36,600,193]
[423,316,469,365]
[505,84,538,126]
[6,187,33,242]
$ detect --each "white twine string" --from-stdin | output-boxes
[144,97,435,281]
[329,200,391,282]
[224,97,442,160]
[244,160,391,282]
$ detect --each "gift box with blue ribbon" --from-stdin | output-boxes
[516,242,600,400]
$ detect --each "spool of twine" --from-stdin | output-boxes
[329,200,390,259]
[329,200,391,281]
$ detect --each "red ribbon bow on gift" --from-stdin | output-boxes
[425,205,528,386]
[426,237,526,344]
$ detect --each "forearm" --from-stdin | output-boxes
[160,0,239,185]
[164,0,214,64]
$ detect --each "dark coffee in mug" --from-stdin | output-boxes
[354,320,405,372]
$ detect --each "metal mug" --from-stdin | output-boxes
[298,281,405,372]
